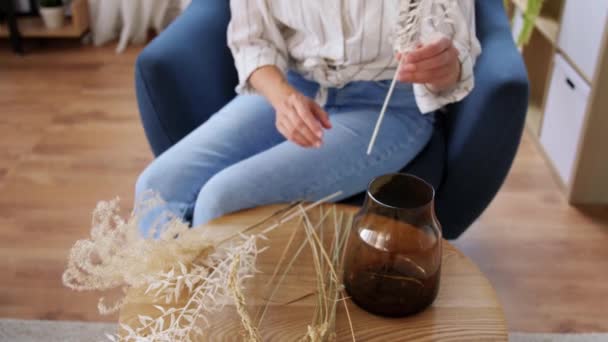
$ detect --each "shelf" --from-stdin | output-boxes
[512,0,561,45]
[0,17,86,38]
[525,103,543,136]
[534,15,560,45]
[0,0,89,39]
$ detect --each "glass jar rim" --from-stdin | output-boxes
[366,173,435,210]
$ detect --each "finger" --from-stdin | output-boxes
[406,37,451,63]
[311,102,332,129]
[400,65,452,81]
[283,108,318,147]
[277,118,311,147]
[404,47,457,72]
[290,114,321,146]
[293,130,317,148]
[428,72,459,90]
[400,70,450,84]
[399,64,453,83]
[404,37,451,63]
[288,97,322,145]
[397,52,415,73]
[276,119,289,140]
[290,95,323,137]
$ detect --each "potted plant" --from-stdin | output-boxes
[504,0,546,47]
[39,0,65,29]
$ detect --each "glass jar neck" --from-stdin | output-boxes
[363,173,437,226]
[363,195,436,225]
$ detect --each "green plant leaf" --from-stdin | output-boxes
[518,0,546,47]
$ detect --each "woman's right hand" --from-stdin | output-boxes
[249,65,332,148]
[273,91,332,148]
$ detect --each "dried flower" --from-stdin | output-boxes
[63,191,350,341]
[62,194,261,341]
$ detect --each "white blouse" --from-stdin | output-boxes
[227,0,481,113]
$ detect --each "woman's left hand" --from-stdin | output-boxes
[396,37,461,93]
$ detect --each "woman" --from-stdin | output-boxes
[135,0,481,236]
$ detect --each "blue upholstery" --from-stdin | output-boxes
[135,0,237,154]
[135,0,529,239]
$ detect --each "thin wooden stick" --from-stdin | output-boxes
[301,209,339,283]
[264,217,302,288]
[319,206,325,276]
[341,291,357,342]
[339,214,355,272]
[218,190,340,246]
[237,201,303,236]
[260,191,342,235]
[279,291,316,306]
[301,211,328,321]
[255,210,330,328]
[327,207,342,335]
[216,201,303,245]
[367,60,403,155]
[255,237,309,328]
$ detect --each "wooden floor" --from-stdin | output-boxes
[1,42,607,333]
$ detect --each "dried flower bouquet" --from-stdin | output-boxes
[63,192,356,341]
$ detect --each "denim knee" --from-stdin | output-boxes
[135,162,159,201]
[135,160,195,237]
[191,172,248,227]
[135,159,182,204]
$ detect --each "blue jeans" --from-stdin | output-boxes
[135,72,435,236]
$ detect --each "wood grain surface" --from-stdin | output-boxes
[119,205,508,341]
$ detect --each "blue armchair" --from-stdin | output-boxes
[134,0,529,239]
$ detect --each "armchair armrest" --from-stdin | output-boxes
[436,0,529,238]
[136,0,238,156]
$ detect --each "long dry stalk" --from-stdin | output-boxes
[228,254,262,342]
[265,217,303,288]
[341,292,356,342]
[255,209,332,328]
[291,206,356,342]
[260,191,343,235]
[216,191,342,247]
[255,235,309,328]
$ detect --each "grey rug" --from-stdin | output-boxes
[0,319,607,341]
[0,319,117,342]
[510,333,608,342]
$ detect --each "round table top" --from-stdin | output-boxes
[120,204,508,341]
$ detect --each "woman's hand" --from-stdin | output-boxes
[274,91,332,148]
[249,65,332,148]
[396,37,461,93]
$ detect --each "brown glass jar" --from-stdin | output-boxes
[343,173,442,317]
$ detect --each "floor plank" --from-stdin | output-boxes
[1,42,607,333]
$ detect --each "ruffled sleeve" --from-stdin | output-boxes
[413,0,482,113]
[227,0,289,94]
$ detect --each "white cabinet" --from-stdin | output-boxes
[558,0,608,81]
[540,55,591,185]
[510,0,608,203]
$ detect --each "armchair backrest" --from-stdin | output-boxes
[435,0,529,238]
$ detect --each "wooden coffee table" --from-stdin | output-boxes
[120,205,508,341]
